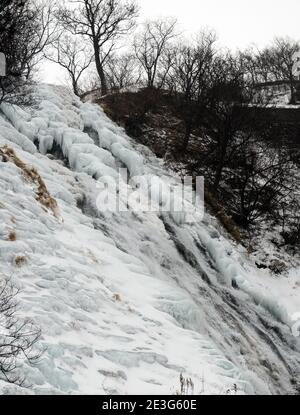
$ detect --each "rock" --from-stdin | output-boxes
[269,259,287,275]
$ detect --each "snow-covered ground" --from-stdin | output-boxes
[0,84,299,395]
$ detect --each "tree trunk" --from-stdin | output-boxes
[71,76,79,97]
[94,43,107,96]
[290,78,296,105]
[213,133,230,191]
[181,122,192,152]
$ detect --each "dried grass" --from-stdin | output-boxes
[0,145,59,218]
[14,255,27,267]
[7,230,17,241]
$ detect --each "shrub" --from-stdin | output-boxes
[0,280,42,385]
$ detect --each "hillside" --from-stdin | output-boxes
[0,84,299,395]
[98,89,300,272]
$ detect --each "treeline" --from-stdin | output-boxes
[1,1,300,105]
[51,2,300,106]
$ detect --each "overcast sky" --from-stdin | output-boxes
[41,0,300,85]
[139,0,300,48]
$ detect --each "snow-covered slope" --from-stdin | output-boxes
[0,85,299,395]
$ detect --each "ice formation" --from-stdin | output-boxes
[0,84,299,395]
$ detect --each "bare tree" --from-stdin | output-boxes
[105,52,139,92]
[240,48,274,85]
[170,31,217,150]
[45,34,94,96]
[134,18,177,89]
[0,0,58,104]
[280,198,300,246]
[156,44,177,90]
[0,280,42,386]
[269,37,300,104]
[0,0,36,103]
[22,1,59,80]
[229,140,293,227]
[206,52,254,190]
[255,48,276,83]
[57,0,138,96]
[172,32,216,100]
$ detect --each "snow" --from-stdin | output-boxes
[0,84,299,395]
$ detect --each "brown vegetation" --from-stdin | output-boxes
[0,145,59,218]
[7,230,16,242]
[112,293,122,302]
[14,255,27,267]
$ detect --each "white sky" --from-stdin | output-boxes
[139,0,300,49]
[41,0,300,85]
